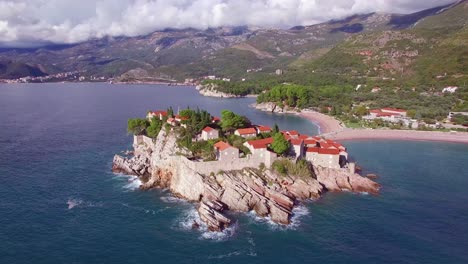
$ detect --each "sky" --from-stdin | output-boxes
[0,0,456,47]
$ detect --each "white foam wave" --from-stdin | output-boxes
[208,251,242,259]
[247,204,310,230]
[160,196,187,204]
[113,174,142,191]
[121,203,166,215]
[174,207,237,241]
[67,198,103,209]
[123,177,142,191]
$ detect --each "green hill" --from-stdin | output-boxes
[0,61,47,79]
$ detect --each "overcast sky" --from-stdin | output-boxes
[0,0,456,46]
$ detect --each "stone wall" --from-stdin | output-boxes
[179,154,272,175]
[305,152,341,169]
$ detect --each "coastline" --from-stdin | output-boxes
[296,109,468,144]
[323,128,468,144]
[298,110,344,134]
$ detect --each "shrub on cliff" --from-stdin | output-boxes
[272,159,316,179]
[127,118,149,135]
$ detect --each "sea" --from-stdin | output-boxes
[1,83,467,264]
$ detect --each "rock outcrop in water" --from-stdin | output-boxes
[112,130,380,231]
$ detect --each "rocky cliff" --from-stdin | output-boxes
[112,130,380,231]
[196,84,242,98]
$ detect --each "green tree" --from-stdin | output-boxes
[220,110,249,132]
[127,118,149,135]
[146,118,163,138]
[354,105,368,117]
[271,133,290,155]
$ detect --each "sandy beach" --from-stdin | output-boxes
[325,128,468,144]
[298,110,468,144]
[299,110,344,134]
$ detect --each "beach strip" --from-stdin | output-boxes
[298,110,468,144]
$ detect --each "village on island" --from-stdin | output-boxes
[116,106,381,231]
[139,108,354,173]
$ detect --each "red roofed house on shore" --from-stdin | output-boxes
[201,126,219,141]
[243,137,278,165]
[214,141,239,161]
[244,137,274,154]
[235,128,257,138]
[256,125,272,134]
[147,110,168,121]
[305,138,348,169]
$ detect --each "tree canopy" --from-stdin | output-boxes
[220,110,250,132]
[270,132,290,155]
[127,118,149,135]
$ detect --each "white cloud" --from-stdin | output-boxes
[0,0,456,46]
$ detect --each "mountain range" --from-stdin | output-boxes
[0,0,466,86]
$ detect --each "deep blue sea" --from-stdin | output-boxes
[1,83,467,264]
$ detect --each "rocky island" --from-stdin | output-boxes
[113,108,380,232]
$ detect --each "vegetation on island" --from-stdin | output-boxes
[272,159,316,179]
[127,107,299,162]
[127,118,150,135]
[270,133,290,156]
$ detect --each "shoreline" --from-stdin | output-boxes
[298,110,344,134]
[296,110,468,144]
[323,128,468,144]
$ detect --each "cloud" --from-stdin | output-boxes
[0,0,456,46]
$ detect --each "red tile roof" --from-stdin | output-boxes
[382,107,406,113]
[304,139,317,146]
[289,138,303,146]
[212,116,221,122]
[247,137,274,149]
[298,134,310,140]
[306,147,320,153]
[257,125,272,132]
[318,148,341,155]
[152,110,168,116]
[214,141,233,151]
[286,130,299,136]
[202,126,214,132]
[319,142,336,149]
[236,128,257,135]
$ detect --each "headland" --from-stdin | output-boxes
[113,108,380,232]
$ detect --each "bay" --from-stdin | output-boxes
[0,83,467,264]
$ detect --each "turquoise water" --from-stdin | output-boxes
[1,83,467,263]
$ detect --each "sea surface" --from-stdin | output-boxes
[1,83,467,264]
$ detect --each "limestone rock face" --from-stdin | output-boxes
[197,201,231,232]
[314,166,381,194]
[112,129,380,231]
[196,84,240,98]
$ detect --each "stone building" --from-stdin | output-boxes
[235,128,257,138]
[214,141,239,162]
[201,126,219,141]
